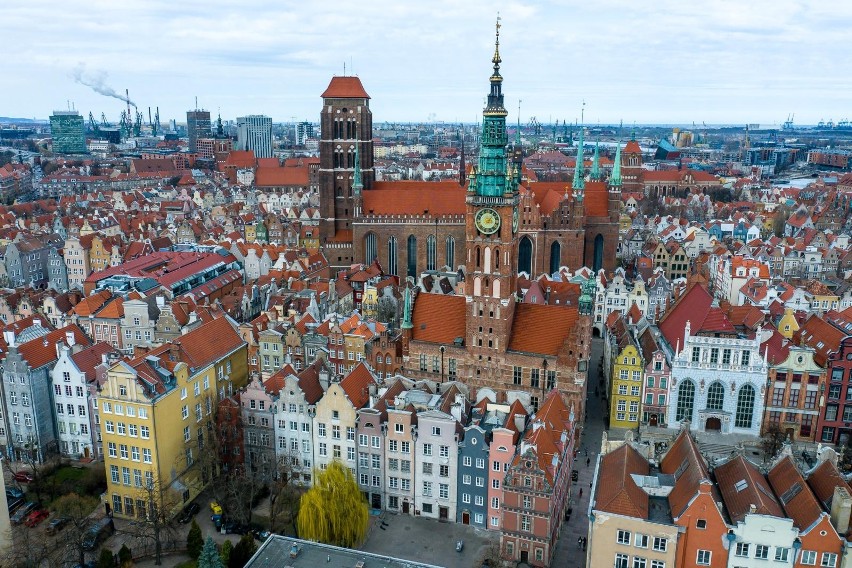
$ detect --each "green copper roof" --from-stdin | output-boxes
[401,286,413,329]
[610,142,622,187]
[352,140,363,194]
[590,140,601,181]
[573,128,585,192]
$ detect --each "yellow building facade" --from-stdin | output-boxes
[609,344,644,429]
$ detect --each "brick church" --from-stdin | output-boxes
[317,27,612,415]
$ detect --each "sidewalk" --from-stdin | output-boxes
[551,337,605,568]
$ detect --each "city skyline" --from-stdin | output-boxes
[4,0,851,127]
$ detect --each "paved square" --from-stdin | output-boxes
[362,513,498,568]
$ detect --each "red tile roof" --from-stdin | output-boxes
[411,293,466,345]
[363,181,465,216]
[70,342,117,383]
[583,180,610,218]
[16,325,91,370]
[806,460,852,512]
[659,283,715,350]
[767,455,824,532]
[151,316,245,372]
[508,303,578,356]
[339,362,376,409]
[255,166,310,187]
[715,455,783,523]
[660,431,715,520]
[321,76,370,99]
[595,443,649,518]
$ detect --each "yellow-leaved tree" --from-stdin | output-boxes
[297,460,369,547]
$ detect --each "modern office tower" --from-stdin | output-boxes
[50,111,86,154]
[236,115,273,158]
[296,121,315,145]
[186,109,212,153]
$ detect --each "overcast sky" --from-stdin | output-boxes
[4,0,850,127]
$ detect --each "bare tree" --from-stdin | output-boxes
[1,523,55,567]
[267,454,297,533]
[54,492,101,567]
[121,469,182,566]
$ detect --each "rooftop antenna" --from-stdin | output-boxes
[343,61,346,76]
[195,96,198,110]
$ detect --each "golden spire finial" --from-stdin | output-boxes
[493,14,502,66]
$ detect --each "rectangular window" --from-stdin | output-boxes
[635,534,648,548]
[691,347,700,362]
[822,553,838,567]
[652,537,667,552]
[439,483,448,499]
[143,448,151,463]
[616,530,631,545]
[775,548,789,562]
[735,543,749,557]
[696,550,711,565]
[801,551,817,565]
[513,366,522,385]
[615,554,629,568]
[755,544,768,559]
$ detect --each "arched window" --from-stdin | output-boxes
[365,233,377,264]
[675,380,695,422]
[550,241,561,275]
[518,236,533,275]
[385,355,391,364]
[494,248,500,270]
[473,277,482,296]
[493,279,501,298]
[445,236,455,270]
[407,235,417,279]
[707,381,724,411]
[387,236,398,276]
[735,385,756,429]
[483,247,491,274]
[593,234,604,273]
[426,235,436,271]
[475,247,481,268]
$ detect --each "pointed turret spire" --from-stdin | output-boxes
[401,286,413,329]
[484,15,506,118]
[573,128,585,194]
[610,142,622,188]
[591,140,601,181]
[352,139,363,195]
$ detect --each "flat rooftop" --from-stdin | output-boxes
[246,536,445,568]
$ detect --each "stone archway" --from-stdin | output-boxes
[705,417,722,431]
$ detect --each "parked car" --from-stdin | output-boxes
[46,516,70,535]
[6,487,24,500]
[13,471,34,483]
[11,502,37,524]
[252,528,271,542]
[209,501,222,516]
[222,520,248,535]
[24,509,49,527]
[7,496,24,513]
[82,518,114,551]
[177,502,200,524]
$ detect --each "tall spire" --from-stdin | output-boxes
[591,140,601,181]
[610,142,622,188]
[401,286,413,329]
[458,130,466,187]
[352,138,363,195]
[484,15,506,118]
[573,128,585,193]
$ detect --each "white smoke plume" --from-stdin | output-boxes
[71,63,136,107]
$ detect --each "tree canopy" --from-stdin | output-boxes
[297,460,369,548]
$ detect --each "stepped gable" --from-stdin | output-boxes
[595,443,650,518]
[508,303,578,356]
[410,292,466,344]
[362,181,465,216]
[715,454,783,523]
[660,430,715,520]
[767,455,824,531]
[521,391,572,485]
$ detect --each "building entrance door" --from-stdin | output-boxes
[402,500,410,514]
[462,511,470,525]
[705,417,722,431]
[439,506,449,521]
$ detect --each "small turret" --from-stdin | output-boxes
[573,128,585,198]
[591,140,601,181]
[609,142,622,189]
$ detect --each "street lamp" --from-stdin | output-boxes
[440,345,446,383]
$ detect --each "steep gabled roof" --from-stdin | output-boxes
[595,444,650,518]
[767,455,824,532]
[660,430,713,520]
[715,454,783,523]
[338,362,376,409]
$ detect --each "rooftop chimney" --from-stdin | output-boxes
[831,486,852,535]
[65,331,75,348]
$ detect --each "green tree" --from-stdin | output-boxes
[297,460,368,547]
[198,537,224,568]
[187,519,204,560]
[228,534,257,568]
[97,548,115,568]
[118,543,133,567]
[220,540,233,566]
[53,492,101,567]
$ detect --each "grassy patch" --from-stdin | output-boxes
[174,560,197,568]
[53,466,86,483]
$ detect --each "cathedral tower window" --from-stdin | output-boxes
[407,236,417,278]
[676,380,695,422]
[387,237,398,276]
[483,248,491,274]
[365,233,377,264]
[445,236,455,270]
[426,235,436,271]
[494,248,500,270]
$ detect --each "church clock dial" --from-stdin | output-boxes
[475,208,501,235]
[512,207,519,233]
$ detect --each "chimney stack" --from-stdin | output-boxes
[66,331,75,348]
[831,486,852,535]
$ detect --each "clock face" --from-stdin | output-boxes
[475,208,501,235]
[512,207,519,233]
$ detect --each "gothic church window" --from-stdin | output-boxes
[735,385,756,429]
[445,236,455,269]
[676,380,695,422]
[426,235,436,271]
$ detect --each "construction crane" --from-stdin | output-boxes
[88,112,100,135]
[152,107,160,136]
[783,113,794,130]
[527,116,542,136]
[133,111,143,137]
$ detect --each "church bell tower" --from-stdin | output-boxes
[465,18,520,353]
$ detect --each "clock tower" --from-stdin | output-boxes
[465,18,520,355]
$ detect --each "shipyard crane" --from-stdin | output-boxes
[527,116,542,136]
[88,112,100,135]
[101,113,110,127]
[152,107,160,136]
[133,111,143,137]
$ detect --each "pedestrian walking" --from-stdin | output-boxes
[586,457,591,467]
[577,537,582,549]
[589,480,592,488]
[579,488,583,498]
[582,537,587,551]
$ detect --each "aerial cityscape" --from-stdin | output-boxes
[3,2,852,568]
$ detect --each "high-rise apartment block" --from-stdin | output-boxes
[186,109,212,153]
[236,115,273,158]
[50,111,86,154]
